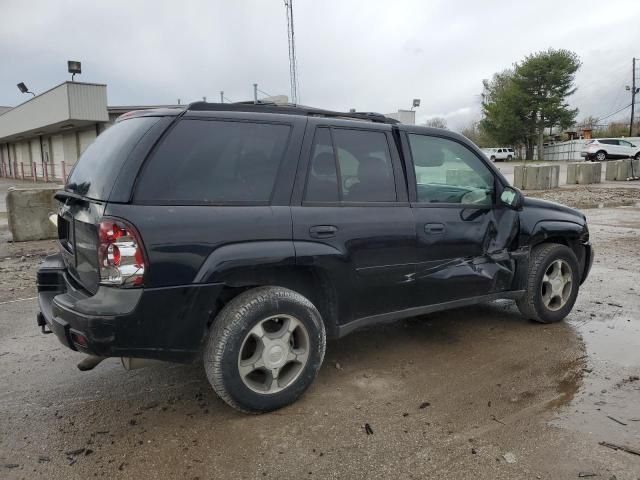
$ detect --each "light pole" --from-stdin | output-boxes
[68,60,81,81]
[17,82,35,97]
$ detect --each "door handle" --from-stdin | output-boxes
[309,225,338,239]
[424,223,445,234]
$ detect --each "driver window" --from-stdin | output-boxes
[409,134,494,205]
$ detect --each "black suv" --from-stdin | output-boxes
[37,103,593,413]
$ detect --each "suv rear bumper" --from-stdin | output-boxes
[37,254,223,363]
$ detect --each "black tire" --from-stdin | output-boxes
[595,150,606,162]
[507,155,513,162]
[490,156,496,162]
[204,286,326,413]
[516,243,580,324]
[634,152,640,161]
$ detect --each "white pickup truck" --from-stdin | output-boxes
[482,147,515,162]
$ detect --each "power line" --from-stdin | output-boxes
[596,103,632,122]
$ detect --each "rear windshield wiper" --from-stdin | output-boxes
[54,190,93,204]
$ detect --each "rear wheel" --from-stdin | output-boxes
[204,286,326,413]
[516,243,580,323]
[596,151,606,161]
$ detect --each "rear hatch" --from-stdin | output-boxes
[58,116,162,293]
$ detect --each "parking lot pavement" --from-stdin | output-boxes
[1,206,639,479]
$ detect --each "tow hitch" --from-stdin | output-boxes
[36,312,52,334]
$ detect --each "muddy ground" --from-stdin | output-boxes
[0,184,639,478]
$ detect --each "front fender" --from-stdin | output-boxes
[527,220,586,247]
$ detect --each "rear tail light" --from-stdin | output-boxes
[98,218,146,287]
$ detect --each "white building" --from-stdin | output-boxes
[385,109,415,125]
[0,81,415,182]
[0,82,177,182]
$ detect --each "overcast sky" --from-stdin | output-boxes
[1,0,639,130]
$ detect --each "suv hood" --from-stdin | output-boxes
[523,197,586,224]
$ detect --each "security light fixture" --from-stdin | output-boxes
[17,82,35,97]
[68,60,81,81]
[411,98,421,110]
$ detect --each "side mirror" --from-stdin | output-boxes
[500,186,524,210]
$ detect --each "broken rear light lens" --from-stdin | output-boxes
[98,218,146,287]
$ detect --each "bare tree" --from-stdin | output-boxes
[423,117,448,129]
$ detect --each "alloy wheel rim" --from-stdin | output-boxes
[597,152,605,161]
[237,314,310,394]
[541,259,573,311]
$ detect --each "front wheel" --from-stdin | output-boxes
[634,152,640,161]
[204,286,326,413]
[516,243,580,323]
[507,155,513,162]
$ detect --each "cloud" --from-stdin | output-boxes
[1,0,638,132]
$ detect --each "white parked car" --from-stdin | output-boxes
[482,147,514,162]
[581,138,640,162]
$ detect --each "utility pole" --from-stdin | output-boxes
[253,83,258,104]
[284,0,299,104]
[630,57,637,137]
[220,91,224,103]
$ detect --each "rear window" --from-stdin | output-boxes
[135,119,291,204]
[66,117,160,200]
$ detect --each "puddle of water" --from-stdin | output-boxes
[553,294,640,446]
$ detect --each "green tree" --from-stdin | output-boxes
[480,70,533,155]
[480,49,581,160]
[512,49,581,160]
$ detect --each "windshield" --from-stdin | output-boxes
[66,117,160,200]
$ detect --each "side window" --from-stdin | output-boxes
[408,134,495,205]
[304,128,339,202]
[620,140,631,147]
[303,128,397,203]
[332,129,396,202]
[135,120,290,203]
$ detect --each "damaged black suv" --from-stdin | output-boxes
[37,103,593,413]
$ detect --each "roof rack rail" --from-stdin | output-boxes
[186,101,399,125]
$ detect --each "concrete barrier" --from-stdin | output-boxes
[6,186,61,241]
[513,164,560,190]
[566,162,602,184]
[605,159,640,181]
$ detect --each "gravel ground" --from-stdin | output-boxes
[526,185,640,208]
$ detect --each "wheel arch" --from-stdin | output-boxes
[526,221,588,284]
[207,265,340,338]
